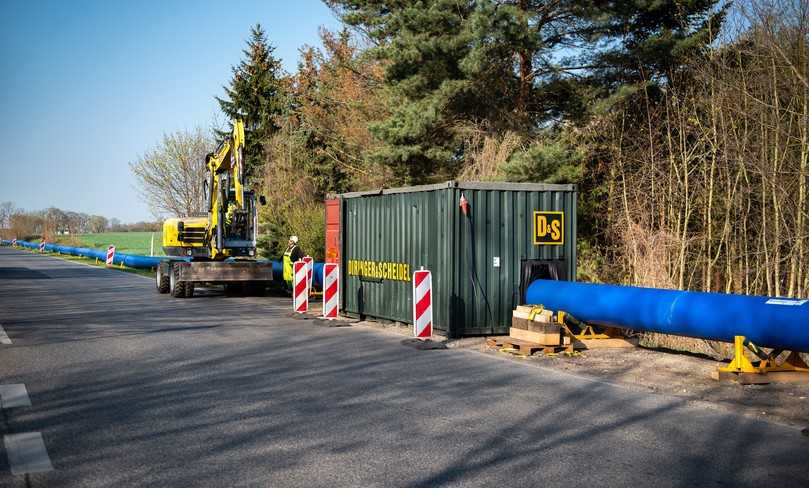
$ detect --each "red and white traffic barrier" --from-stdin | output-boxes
[11,239,17,247]
[39,241,45,253]
[293,260,309,313]
[322,263,339,320]
[106,245,116,266]
[302,256,314,292]
[412,268,433,338]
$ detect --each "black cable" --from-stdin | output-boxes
[464,212,494,326]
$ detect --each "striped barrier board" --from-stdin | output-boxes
[412,269,433,339]
[302,256,314,292]
[293,260,309,313]
[38,241,45,253]
[106,245,115,266]
[11,239,16,247]
[322,263,339,320]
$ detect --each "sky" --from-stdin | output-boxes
[0,0,342,223]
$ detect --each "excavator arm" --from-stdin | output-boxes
[203,119,257,260]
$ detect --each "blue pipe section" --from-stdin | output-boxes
[7,240,168,269]
[4,240,325,287]
[267,260,324,288]
[525,279,809,353]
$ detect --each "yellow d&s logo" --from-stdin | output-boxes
[533,211,564,245]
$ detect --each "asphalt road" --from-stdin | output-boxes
[0,247,807,487]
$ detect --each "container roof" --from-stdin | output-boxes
[332,180,576,199]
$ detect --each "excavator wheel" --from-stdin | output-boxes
[184,281,195,298]
[170,265,187,298]
[156,264,170,294]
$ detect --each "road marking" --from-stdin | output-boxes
[0,384,31,409]
[0,325,10,344]
[4,433,53,475]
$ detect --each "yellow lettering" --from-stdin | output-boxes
[551,220,561,241]
[536,215,548,237]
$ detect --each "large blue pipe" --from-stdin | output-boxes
[4,241,325,286]
[525,280,809,352]
[8,240,167,269]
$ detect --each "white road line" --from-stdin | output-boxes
[4,432,53,475]
[0,325,10,345]
[0,384,31,409]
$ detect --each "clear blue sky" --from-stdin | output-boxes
[0,0,342,223]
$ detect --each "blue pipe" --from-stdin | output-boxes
[525,280,809,353]
[268,260,324,288]
[10,240,168,270]
[7,240,327,283]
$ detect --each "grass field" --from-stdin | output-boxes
[53,232,164,256]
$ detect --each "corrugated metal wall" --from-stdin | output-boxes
[447,186,576,335]
[339,181,576,337]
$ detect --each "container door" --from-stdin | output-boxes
[519,259,567,305]
[325,198,340,264]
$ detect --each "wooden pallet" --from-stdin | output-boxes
[486,337,572,356]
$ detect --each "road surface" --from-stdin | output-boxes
[0,247,807,487]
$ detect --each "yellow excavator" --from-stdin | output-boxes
[155,119,273,298]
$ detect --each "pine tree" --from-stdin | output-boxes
[589,0,726,87]
[327,0,724,183]
[216,24,285,186]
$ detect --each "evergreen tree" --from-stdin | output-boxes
[216,24,285,186]
[328,1,477,183]
[584,0,727,90]
[328,0,724,183]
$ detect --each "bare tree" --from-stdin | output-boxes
[87,215,108,233]
[0,202,17,229]
[130,128,213,219]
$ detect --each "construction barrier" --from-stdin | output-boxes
[303,256,313,291]
[106,245,116,266]
[293,260,308,313]
[38,241,45,253]
[412,269,433,338]
[322,263,339,320]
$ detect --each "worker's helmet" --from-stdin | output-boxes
[290,235,299,243]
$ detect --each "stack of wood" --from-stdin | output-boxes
[510,305,566,346]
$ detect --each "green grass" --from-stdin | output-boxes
[53,232,164,256]
[17,247,156,278]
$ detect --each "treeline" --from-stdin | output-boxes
[137,0,809,300]
[0,202,159,240]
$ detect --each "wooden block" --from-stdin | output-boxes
[512,309,553,322]
[576,337,637,349]
[741,371,809,384]
[510,327,560,346]
[511,316,561,334]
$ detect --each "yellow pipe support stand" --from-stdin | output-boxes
[556,310,614,341]
[715,335,809,384]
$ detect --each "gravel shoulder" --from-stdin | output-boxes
[348,318,809,428]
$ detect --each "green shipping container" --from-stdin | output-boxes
[335,181,576,338]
